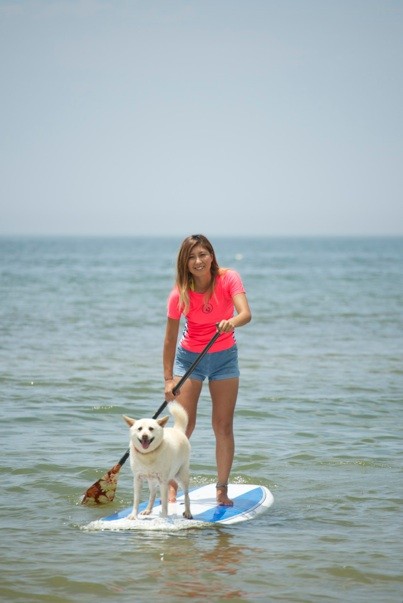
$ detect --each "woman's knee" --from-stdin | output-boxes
[212,419,234,438]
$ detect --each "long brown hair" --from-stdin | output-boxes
[176,234,221,314]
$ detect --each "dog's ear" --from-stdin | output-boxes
[123,415,136,427]
[157,415,170,427]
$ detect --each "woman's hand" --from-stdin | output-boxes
[164,378,178,401]
[217,319,235,333]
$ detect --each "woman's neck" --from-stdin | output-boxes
[192,275,212,293]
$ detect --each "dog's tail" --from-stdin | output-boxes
[168,401,189,433]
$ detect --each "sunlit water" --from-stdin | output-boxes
[1,236,402,602]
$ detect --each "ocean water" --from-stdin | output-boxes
[0,235,402,603]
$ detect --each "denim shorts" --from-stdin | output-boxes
[174,344,240,382]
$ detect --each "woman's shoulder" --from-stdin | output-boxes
[167,285,180,300]
[218,267,241,281]
[217,268,245,292]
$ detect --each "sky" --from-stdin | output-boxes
[0,0,402,237]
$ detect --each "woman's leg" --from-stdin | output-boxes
[168,378,203,501]
[174,377,203,438]
[209,377,239,506]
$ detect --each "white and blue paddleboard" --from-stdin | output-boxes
[84,483,273,531]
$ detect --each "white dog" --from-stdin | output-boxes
[123,401,192,520]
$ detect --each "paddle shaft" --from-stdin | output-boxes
[118,329,221,466]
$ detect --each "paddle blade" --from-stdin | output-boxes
[81,463,122,506]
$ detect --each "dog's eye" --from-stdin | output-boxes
[137,426,143,432]
[149,427,154,432]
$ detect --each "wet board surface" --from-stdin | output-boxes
[84,483,274,531]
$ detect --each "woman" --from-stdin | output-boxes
[163,234,252,506]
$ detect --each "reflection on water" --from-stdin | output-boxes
[113,530,263,601]
[162,533,256,600]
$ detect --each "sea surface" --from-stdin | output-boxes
[1,235,402,603]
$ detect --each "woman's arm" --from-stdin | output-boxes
[217,292,252,332]
[163,317,180,383]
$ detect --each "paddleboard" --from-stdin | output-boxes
[84,483,273,531]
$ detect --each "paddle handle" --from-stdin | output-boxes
[118,450,130,465]
[120,329,221,468]
[153,329,221,419]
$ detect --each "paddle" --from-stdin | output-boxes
[81,329,221,506]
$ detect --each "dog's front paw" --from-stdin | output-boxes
[127,512,138,520]
[139,509,152,516]
[183,511,193,520]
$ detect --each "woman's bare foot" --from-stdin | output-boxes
[169,479,178,502]
[216,483,233,506]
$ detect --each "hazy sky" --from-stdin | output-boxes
[1,0,402,237]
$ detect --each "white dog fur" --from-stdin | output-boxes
[123,401,192,520]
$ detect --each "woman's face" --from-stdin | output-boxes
[187,244,213,279]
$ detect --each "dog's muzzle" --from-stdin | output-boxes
[138,435,153,450]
